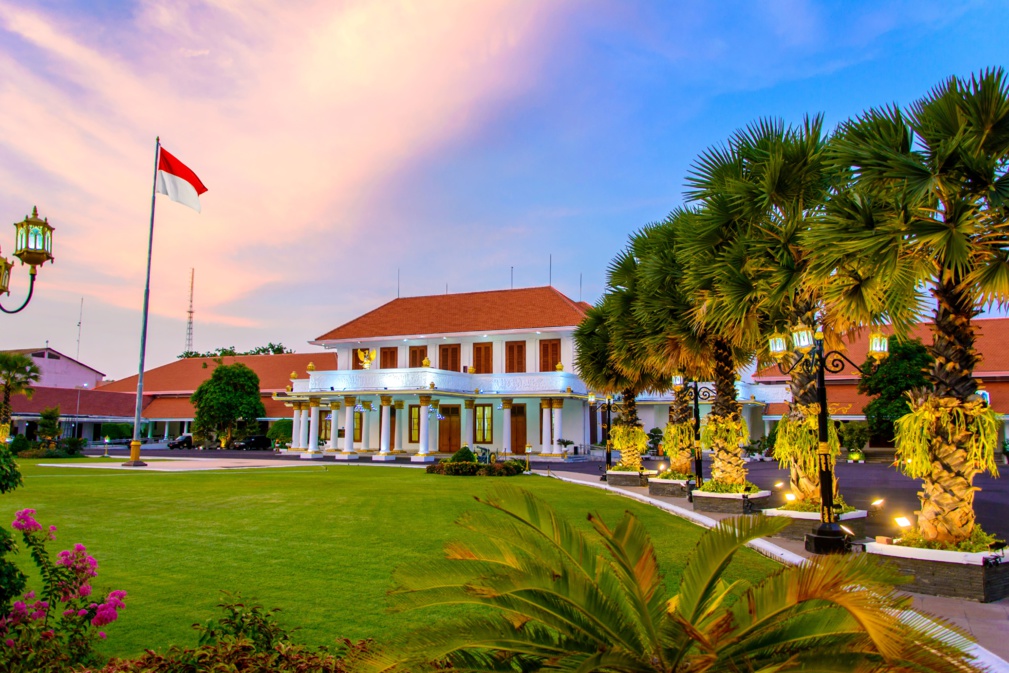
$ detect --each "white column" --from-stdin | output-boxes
[541,400,552,454]
[552,399,564,454]
[462,400,474,447]
[582,402,590,453]
[379,397,391,456]
[394,401,404,452]
[299,407,310,450]
[502,398,512,454]
[430,400,440,453]
[290,405,301,449]
[413,395,433,462]
[306,399,321,455]
[595,406,603,445]
[342,396,356,455]
[328,403,340,450]
[163,424,169,440]
[764,419,773,438]
[362,401,373,451]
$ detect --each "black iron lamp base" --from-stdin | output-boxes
[804,524,847,555]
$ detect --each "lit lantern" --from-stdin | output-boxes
[767,331,789,359]
[0,255,10,295]
[670,372,685,389]
[587,392,596,404]
[868,331,889,360]
[13,207,54,267]
[791,323,816,353]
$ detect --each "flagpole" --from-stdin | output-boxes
[125,136,160,467]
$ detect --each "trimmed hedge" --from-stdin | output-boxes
[426,460,526,477]
[449,446,476,463]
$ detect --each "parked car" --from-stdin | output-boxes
[233,435,272,450]
[167,433,193,449]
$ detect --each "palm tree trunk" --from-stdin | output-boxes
[929,275,978,400]
[670,389,691,425]
[709,338,746,485]
[0,384,11,428]
[620,389,640,428]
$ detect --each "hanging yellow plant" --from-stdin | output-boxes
[773,403,840,476]
[663,422,694,474]
[612,425,648,472]
[894,395,1000,479]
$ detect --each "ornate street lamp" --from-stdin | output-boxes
[771,324,888,554]
[673,373,715,487]
[1,207,55,314]
[604,394,613,474]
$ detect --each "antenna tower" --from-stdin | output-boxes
[184,268,195,352]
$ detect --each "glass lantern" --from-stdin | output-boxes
[0,255,10,295]
[868,331,889,360]
[791,323,816,353]
[767,332,789,359]
[13,207,54,267]
[587,392,596,405]
[670,372,685,389]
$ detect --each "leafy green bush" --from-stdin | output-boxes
[655,470,693,481]
[838,421,870,453]
[266,419,293,445]
[426,460,525,477]
[608,463,639,472]
[449,446,476,463]
[646,427,663,453]
[9,434,29,455]
[696,480,761,494]
[895,525,1002,553]
[100,423,133,441]
[858,338,933,442]
[779,495,856,514]
[59,436,87,456]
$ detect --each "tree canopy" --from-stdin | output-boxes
[858,338,933,442]
[179,343,293,359]
[190,363,266,447]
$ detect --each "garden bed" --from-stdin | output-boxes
[763,508,867,541]
[605,470,656,488]
[647,478,692,498]
[692,490,771,514]
[865,542,1009,602]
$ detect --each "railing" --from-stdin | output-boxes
[294,367,588,396]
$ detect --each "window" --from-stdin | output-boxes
[474,404,493,443]
[472,342,493,373]
[539,339,561,372]
[439,344,460,371]
[380,347,398,369]
[505,341,526,373]
[353,411,363,442]
[409,346,428,368]
[409,405,421,443]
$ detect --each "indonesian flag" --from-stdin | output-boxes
[156,147,208,213]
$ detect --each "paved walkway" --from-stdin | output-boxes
[541,468,1009,672]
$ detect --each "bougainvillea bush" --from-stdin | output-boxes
[0,509,127,672]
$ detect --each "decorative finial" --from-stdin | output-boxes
[307,362,316,372]
[290,370,297,379]
[555,362,564,372]
[31,206,38,218]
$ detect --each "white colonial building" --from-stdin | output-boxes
[280,287,765,461]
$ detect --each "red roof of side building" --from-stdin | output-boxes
[141,395,292,420]
[99,353,335,395]
[313,287,589,342]
[754,317,1009,383]
[11,386,145,418]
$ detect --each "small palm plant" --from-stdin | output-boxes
[0,352,40,442]
[352,486,979,672]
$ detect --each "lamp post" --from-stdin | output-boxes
[769,324,888,554]
[0,207,55,314]
[604,393,613,475]
[671,373,716,486]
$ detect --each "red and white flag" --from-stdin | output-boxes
[156,148,208,213]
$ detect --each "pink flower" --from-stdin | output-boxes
[23,592,34,600]
[77,609,87,617]
[48,525,57,540]
[78,584,92,598]
[11,510,41,533]
[98,632,106,639]
[4,639,12,647]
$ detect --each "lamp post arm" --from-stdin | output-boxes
[823,350,875,375]
[0,267,37,315]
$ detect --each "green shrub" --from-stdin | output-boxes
[9,434,29,455]
[426,460,525,477]
[779,495,856,514]
[838,421,870,453]
[895,525,1001,553]
[656,470,693,481]
[267,419,293,445]
[449,446,476,463]
[59,436,87,456]
[100,423,134,441]
[696,480,761,494]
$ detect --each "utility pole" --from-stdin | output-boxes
[184,268,194,353]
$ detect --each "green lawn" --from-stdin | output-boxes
[4,460,780,658]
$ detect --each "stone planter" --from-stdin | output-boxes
[606,470,656,488]
[763,508,868,541]
[865,542,1009,602]
[648,478,693,498]
[692,490,771,514]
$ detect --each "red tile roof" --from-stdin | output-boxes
[11,386,143,418]
[313,287,589,342]
[99,353,335,395]
[141,395,292,420]
[754,317,1009,382]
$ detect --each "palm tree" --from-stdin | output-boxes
[0,352,40,438]
[352,485,979,672]
[807,68,1009,544]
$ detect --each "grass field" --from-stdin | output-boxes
[3,460,781,659]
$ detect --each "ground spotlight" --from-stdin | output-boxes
[785,493,796,502]
[894,516,911,529]
[774,481,784,489]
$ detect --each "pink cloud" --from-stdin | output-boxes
[0,0,573,375]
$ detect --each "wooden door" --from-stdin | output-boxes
[439,405,461,453]
[473,342,493,373]
[409,346,427,367]
[511,404,527,454]
[539,339,561,371]
[439,344,460,371]
[505,341,526,373]
[380,347,398,369]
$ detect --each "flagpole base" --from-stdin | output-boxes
[122,441,147,468]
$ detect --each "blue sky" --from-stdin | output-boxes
[0,0,1006,379]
